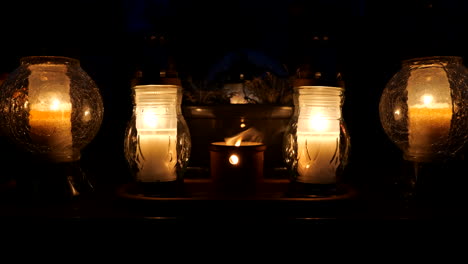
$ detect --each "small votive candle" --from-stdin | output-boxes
[209,141,266,198]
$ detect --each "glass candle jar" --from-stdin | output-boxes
[0,56,104,163]
[379,56,468,163]
[124,85,191,197]
[283,85,350,196]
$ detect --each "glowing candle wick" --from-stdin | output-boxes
[422,94,433,106]
[310,113,329,131]
[143,112,158,128]
[50,99,60,111]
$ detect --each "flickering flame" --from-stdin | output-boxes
[50,99,61,111]
[309,113,329,131]
[224,127,263,146]
[422,94,433,106]
[34,97,71,112]
[229,154,239,165]
[143,110,158,128]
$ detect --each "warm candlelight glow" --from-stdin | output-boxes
[133,86,179,182]
[379,56,468,162]
[406,66,453,160]
[209,140,266,197]
[28,63,73,162]
[295,87,342,184]
[124,84,191,192]
[225,82,248,104]
[136,108,177,182]
[408,105,452,157]
[142,109,159,128]
[309,113,329,131]
[224,127,263,146]
[421,94,433,105]
[297,122,340,184]
[229,154,239,165]
[0,56,105,167]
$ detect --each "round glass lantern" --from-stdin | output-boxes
[0,56,104,163]
[124,85,191,197]
[0,56,104,200]
[379,56,468,163]
[283,82,350,197]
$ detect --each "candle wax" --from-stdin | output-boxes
[408,107,452,157]
[137,131,177,182]
[297,132,340,184]
[29,109,73,161]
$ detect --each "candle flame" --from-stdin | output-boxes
[309,114,329,131]
[422,94,433,106]
[143,111,158,128]
[50,99,61,111]
[224,127,263,146]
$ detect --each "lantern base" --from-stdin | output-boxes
[399,159,466,207]
[14,159,94,204]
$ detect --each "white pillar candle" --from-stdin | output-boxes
[138,131,177,182]
[297,113,340,184]
[136,107,177,182]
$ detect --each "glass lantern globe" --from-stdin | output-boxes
[0,56,104,200]
[0,56,104,163]
[379,56,468,163]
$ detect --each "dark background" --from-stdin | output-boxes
[1,0,468,201]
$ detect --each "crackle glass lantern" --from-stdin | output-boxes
[283,74,350,196]
[379,56,468,163]
[124,84,191,196]
[0,56,104,200]
[0,56,104,163]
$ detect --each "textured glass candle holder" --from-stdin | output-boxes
[0,56,104,200]
[124,85,191,197]
[379,56,468,208]
[379,56,468,163]
[283,85,350,197]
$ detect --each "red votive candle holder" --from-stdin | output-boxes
[209,141,266,198]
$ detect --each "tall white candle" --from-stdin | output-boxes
[138,130,177,182]
[297,114,340,184]
[136,107,177,182]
